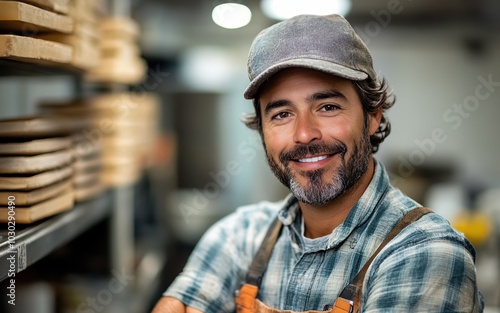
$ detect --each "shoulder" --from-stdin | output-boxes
[362,210,482,311]
[386,202,476,258]
[375,183,477,266]
[376,181,473,252]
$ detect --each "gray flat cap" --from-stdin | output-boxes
[244,14,376,99]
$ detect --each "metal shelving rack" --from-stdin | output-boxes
[0,55,109,285]
[0,191,112,282]
[0,1,167,311]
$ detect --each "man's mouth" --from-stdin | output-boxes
[280,142,346,166]
[297,155,330,163]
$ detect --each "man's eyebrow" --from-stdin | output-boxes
[263,99,291,117]
[307,89,347,102]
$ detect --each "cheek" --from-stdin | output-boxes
[263,127,292,157]
[320,118,358,142]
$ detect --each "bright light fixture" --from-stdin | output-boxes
[261,0,351,20]
[212,3,252,29]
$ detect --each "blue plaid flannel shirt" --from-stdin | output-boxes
[165,160,484,312]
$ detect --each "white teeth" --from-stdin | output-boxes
[298,155,328,163]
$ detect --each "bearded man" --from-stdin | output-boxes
[153,14,483,313]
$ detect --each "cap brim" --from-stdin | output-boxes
[243,58,368,100]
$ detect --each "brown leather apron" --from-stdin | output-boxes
[235,207,432,313]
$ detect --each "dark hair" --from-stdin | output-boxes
[242,75,395,153]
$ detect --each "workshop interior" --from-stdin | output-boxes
[0,0,499,312]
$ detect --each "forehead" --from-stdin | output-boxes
[258,68,354,100]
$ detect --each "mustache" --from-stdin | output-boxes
[279,142,347,164]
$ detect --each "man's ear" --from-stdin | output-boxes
[368,108,383,136]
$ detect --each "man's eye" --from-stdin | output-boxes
[272,112,290,120]
[321,104,340,111]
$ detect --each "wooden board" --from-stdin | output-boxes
[73,20,100,40]
[0,166,72,190]
[0,1,73,33]
[0,187,74,223]
[9,0,70,14]
[0,149,72,174]
[90,93,158,115]
[75,180,103,202]
[0,35,72,66]
[92,119,147,135]
[0,115,74,138]
[73,170,100,187]
[101,144,141,160]
[101,154,140,167]
[99,125,148,140]
[73,157,101,173]
[36,20,100,44]
[100,17,139,41]
[72,39,99,69]
[100,39,139,60]
[86,57,146,85]
[89,0,106,15]
[35,25,100,70]
[36,32,81,46]
[0,178,71,205]
[0,137,71,155]
[38,100,93,116]
[72,141,101,160]
[72,131,102,155]
[101,136,137,148]
[68,0,98,25]
[40,93,158,118]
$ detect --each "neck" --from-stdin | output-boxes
[300,157,376,239]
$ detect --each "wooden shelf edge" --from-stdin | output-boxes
[0,58,83,76]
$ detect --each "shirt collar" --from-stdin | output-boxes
[277,159,390,249]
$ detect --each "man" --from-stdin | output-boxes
[153,14,483,313]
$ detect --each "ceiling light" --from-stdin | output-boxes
[212,3,252,29]
[261,0,351,20]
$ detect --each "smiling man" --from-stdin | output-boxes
[152,14,483,313]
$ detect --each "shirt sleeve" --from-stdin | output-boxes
[361,237,484,313]
[164,205,275,313]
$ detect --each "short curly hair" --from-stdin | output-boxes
[242,76,395,153]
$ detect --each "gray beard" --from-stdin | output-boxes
[265,124,371,206]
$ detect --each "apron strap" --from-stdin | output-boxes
[236,216,283,313]
[246,216,283,286]
[332,207,433,313]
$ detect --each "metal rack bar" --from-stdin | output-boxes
[110,186,134,277]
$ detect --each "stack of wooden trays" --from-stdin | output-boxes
[36,0,104,70]
[92,93,159,186]
[71,132,104,202]
[86,16,146,84]
[39,100,105,202]
[40,93,159,187]
[0,116,76,224]
[0,0,73,66]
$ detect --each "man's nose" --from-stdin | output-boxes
[293,114,322,144]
